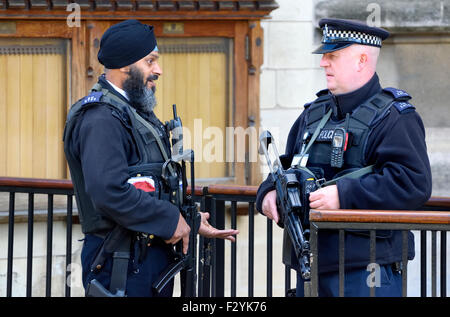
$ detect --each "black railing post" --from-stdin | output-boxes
[46,194,54,297]
[210,197,217,297]
[338,230,345,297]
[7,192,15,297]
[431,230,437,297]
[309,223,319,297]
[441,231,447,297]
[198,234,205,296]
[284,266,291,296]
[198,194,205,297]
[369,230,376,297]
[421,231,427,297]
[230,201,237,297]
[211,198,225,297]
[266,218,272,297]
[200,193,212,297]
[26,193,34,297]
[248,202,255,297]
[65,194,73,297]
[402,230,409,297]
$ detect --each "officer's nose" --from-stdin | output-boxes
[153,61,162,76]
[319,54,330,68]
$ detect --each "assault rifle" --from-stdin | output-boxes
[259,131,313,280]
[153,104,201,297]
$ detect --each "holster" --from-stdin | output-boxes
[86,225,132,297]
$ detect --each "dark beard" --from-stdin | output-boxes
[122,66,158,116]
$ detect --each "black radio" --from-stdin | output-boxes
[330,127,349,168]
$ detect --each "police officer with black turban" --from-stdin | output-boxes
[256,18,432,296]
[64,19,238,297]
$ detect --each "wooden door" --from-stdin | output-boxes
[154,37,232,181]
[0,38,68,179]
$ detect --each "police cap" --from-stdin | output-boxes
[312,18,390,54]
[98,19,158,69]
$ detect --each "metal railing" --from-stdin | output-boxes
[0,177,75,297]
[1,177,449,297]
[308,207,450,297]
[198,184,262,297]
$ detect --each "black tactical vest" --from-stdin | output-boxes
[303,87,414,182]
[283,87,415,270]
[63,84,173,234]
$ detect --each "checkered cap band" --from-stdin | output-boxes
[323,24,382,47]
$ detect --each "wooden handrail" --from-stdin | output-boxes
[188,186,205,196]
[206,184,258,196]
[1,177,449,214]
[424,196,450,208]
[309,209,450,225]
[0,177,206,195]
[0,177,74,190]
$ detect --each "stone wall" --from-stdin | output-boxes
[260,0,326,155]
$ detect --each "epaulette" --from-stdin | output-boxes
[382,87,411,101]
[392,101,416,114]
[303,101,313,109]
[80,91,103,106]
[382,87,415,113]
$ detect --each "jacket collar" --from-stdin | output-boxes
[332,73,382,120]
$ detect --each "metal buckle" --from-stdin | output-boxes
[315,178,326,188]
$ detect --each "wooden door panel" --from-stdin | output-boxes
[154,38,230,180]
[0,39,67,179]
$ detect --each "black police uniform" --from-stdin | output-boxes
[64,75,179,297]
[255,19,432,297]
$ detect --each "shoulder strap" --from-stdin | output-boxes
[321,165,374,187]
[113,100,176,178]
[295,108,332,168]
[129,108,172,163]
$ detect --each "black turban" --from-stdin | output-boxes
[98,19,157,69]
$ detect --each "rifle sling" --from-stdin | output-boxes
[322,165,374,186]
[299,108,332,161]
[131,109,176,177]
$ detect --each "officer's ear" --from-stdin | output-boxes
[358,53,368,71]
[119,66,131,75]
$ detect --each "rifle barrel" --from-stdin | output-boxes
[173,104,177,118]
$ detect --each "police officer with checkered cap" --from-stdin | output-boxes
[256,18,432,297]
